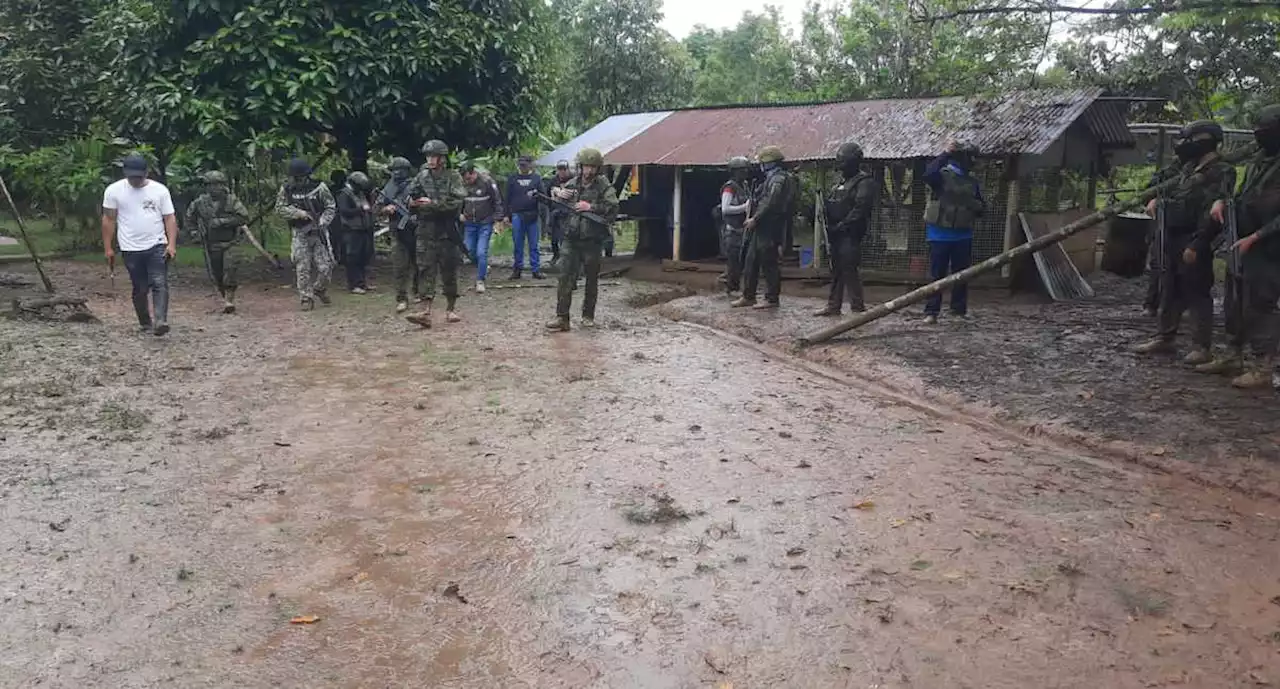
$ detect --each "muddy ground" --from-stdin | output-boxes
[2,259,1279,688]
[658,269,1280,499]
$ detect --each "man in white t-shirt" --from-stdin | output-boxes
[102,153,179,336]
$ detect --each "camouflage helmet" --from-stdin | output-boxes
[727,156,750,170]
[348,171,370,189]
[835,142,864,165]
[1253,104,1280,131]
[575,147,604,167]
[421,139,449,156]
[1178,120,1224,143]
[202,170,228,185]
[389,156,413,172]
[458,160,476,174]
[756,145,785,164]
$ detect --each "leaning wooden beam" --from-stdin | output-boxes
[796,146,1259,347]
[0,173,55,293]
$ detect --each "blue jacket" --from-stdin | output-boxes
[924,153,984,242]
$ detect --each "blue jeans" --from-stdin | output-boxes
[463,222,493,281]
[924,239,972,316]
[512,213,540,272]
[122,243,169,326]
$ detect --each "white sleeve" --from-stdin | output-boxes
[157,185,176,215]
[721,191,734,215]
[102,184,118,210]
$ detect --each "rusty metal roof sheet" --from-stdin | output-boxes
[600,88,1117,165]
[535,111,672,167]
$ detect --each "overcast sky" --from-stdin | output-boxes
[660,0,815,38]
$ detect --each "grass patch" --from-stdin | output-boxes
[98,401,149,431]
[621,492,693,525]
[1115,584,1170,618]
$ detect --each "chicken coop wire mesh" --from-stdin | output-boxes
[859,158,1011,281]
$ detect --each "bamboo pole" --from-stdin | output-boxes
[796,146,1258,347]
[0,173,55,293]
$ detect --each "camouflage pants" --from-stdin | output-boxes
[206,240,238,294]
[557,237,603,319]
[392,230,418,301]
[416,232,460,306]
[291,229,332,300]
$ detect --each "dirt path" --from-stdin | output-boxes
[2,262,1279,688]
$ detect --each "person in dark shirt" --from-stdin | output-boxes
[505,155,544,279]
[922,140,986,323]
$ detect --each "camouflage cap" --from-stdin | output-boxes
[1179,120,1224,143]
[575,148,604,166]
[835,142,864,164]
[348,171,370,189]
[727,156,750,170]
[1253,104,1280,130]
[389,156,413,171]
[458,160,476,174]
[202,170,228,185]
[756,145,784,163]
[421,139,449,156]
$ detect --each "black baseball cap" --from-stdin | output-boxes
[121,153,148,177]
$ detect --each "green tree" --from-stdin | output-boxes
[797,0,1051,100]
[95,0,548,170]
[550,0,694,127]
[0,0,105,149]
[683,10,801,105]
[1053,3,1280,126]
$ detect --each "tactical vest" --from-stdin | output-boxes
[923,169,982,230]
[1159,159,1232,233]
[825,172,871,238]
[285,181,327,231]
[197,197,241,244]
[1239,154,1280,258]
[565,175,613,241]
[722,180,750,230]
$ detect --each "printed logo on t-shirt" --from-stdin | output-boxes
[142,200,159,213]
[517,179,532,187]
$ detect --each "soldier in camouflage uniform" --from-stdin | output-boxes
[1133,121,1236,364]
[545,147,619,332]
[1200,105,1280,388]
[379,156,420,312]
[719,156,752,295]
[275,157,336,310]
[405,139,466,328]
[816,141,876,316]
[185,170,250,313]
[734,145,797,309]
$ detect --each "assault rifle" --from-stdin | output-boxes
[1152,198,1167,274]
[533,191,611,227]
[407,196,473,262]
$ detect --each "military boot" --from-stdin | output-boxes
[1231,367,1273,389]
[406,299,433,329]
[731,297,755,308]
[545,315,571,332]
[1182,347,1212,366]
[316,289,331,306]
[223,288,236,314]
[1194,351,1242,375]
[1132,337,1174,354]
[301,297,315,311]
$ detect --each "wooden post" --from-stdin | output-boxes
[672,166,683,263]
[796,145,1257,347]
[0,173,54,293]
[813,167,827,274]
[1001,156,1021,279]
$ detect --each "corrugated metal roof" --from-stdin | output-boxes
[1082,101,1135,148]
[597,88,1117,166]
[535,111,672,167]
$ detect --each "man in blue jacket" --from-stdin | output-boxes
[505,154,544,280]
[922,140,985,324]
